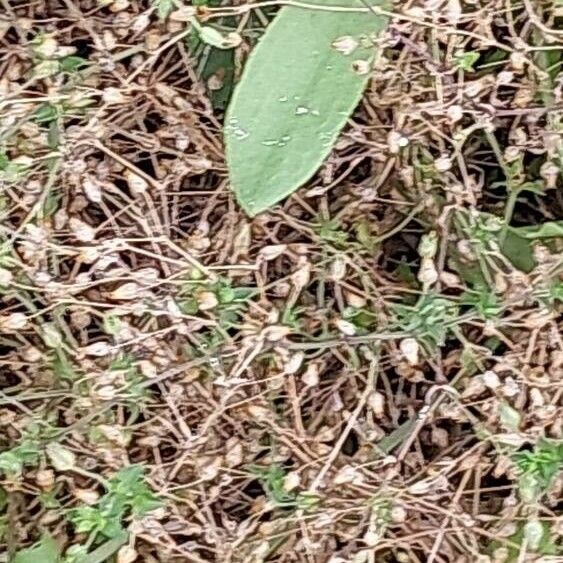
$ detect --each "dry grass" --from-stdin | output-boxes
[0,0,562,561]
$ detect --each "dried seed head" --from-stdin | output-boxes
[387,130,409,154]
[170,6,197,21]
[0,268,14,286]
[74,488,100,505]
[509,51,527,72]
[82,175,103,203]
[418,257,438,286]
[496,71,514,85]
[117,545,138,563]
[110,283,141,301]
[390,505,407,523]
[197,291,219,311]
[334,464,359,485]
[248,405,270,421]
[102,87,127,105]
[434,155,453,172]
[302,362,320,387]
[125,169,148,195]
[345,291,367,309]
[440,271,460,287]
[335,318,356,336]
[540,161,559,189]
[482,370,500,390]
[225,441,243,467]
[368,391,385,417]
[291,261,311,290]
[83,342,112,356]
[69,217,96,242]
[431,427,449,448]
[34,35,58,58]
[259,244,286,261]
[283,352,304,375]
[36,469,55,489]
[447,104,463,122]
[1,312,28,330]
[139,360,158,379]
[109,0,130,12]
[399,338,419,365]
[329,256,347,281]
[262,324,291,341]
[283,471,300,492]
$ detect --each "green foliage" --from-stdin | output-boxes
[392,293,459,347]
[152,0,173,20]
[453,50,480,71]
[108,354,151,404]
[15,534,60,563]
[513,439,563,503]
[0,441,41,477]
[248,464,297,507]
[460,287,502,320]
[342,306,378,332]
[178,276,254,327]
[0,155,33,183]
[68,465,161,539]
[247,464,317,510]
[225,0,388,215]
[315,218,350,247]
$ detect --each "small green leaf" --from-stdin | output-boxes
[153,0,173,20]
[59,56,88,72]
[513,220,563,239]
[81,532,128,563]
[15,534,60,563]
[499,401,521,431]
[225,0,389,215]
[453,50,480,71]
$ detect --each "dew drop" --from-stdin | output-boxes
[261,139,278,146]
[278,96,288,102]
[280,135,291,142]
[295,106,309,115]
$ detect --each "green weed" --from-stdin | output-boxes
[68,465,161,540]
[514,439,563,503]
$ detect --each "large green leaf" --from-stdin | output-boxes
[14,534,60,563]
[225,0,388,215]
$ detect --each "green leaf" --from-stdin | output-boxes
[453,50,480,71]
[501,221,563,272]
[225,0,388,215]
[59,56,88,73]
[153,0,173,20]
[81,532,128,563]
[15,534,60,563]
[499,401,521,431]
[512,220,563,239]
